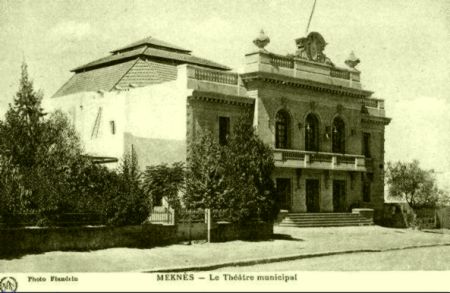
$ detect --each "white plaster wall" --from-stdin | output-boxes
[124,68,191,141]
[43,65,193,165]
[43,90,126,160]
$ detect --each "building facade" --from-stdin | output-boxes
[46,32,390,220]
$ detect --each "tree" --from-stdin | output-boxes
[0,63,46,169]
[185,114,277,223]
[223,116,277,222]
[184,131,228,211]
[142,162,185,211]
[386,160,447,209]
[0,63,159,227]
[105,148,151,226]
[0,63,90,224]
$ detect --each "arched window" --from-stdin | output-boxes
[275,110,290,149]
[332,117,345,153]
[305,114,319,151]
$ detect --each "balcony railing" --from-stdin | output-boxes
[266,54,352,81]
[270,54,294,69]
[193,67,238,85]
[245,51,363,90]
[330,69,350,80]
[273,149,367,171]
[363,98,384,109]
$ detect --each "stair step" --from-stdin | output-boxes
[278,212,373,228]
[285,216,361,220]
[279,222,372,227]
[283,215,370,219]
[280,220,371,224]
[287,214,361,217]
[282,219,371,224]
[287,212,361,215]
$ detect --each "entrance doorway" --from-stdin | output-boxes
[333,180,346,212]
[276,178,291,211]
[306,179,320,212]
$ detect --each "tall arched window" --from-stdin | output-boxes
[305,114,319,151]
[275,110,290,149]
[332,117,345,153]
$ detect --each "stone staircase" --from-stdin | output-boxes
[278,212,373,228]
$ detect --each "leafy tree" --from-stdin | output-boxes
[386,160,447,209]
[0,63,46,169]
[185,114,277,223]
[222,116,277,222]
[185,131,228,211]
[0,63,91,224]
[0,64,158,226]
[105,148,150,226]
[142,162,185,211]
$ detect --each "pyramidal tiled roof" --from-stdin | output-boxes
[71,36,229,73]
[53,36,230,97]
[110,36,191,54]
[53,59,138,97]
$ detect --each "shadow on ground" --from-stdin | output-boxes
[272,233,304,241]
[233,234,304,242]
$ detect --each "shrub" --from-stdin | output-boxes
[185,114,277,223]
[142,162,185,211]
[104,148,150,226]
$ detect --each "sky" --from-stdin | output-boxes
[0,0,449,189]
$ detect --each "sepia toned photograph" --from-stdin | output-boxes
[0,0,449,291]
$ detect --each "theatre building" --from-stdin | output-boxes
[47,30,390,223]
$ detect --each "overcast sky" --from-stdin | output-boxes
[0,0,449,189]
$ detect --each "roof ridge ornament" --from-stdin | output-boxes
[345,51,360,68]
[253,29,270,51]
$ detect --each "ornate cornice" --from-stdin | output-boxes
[361,114,391,125]
[189,90,254,106]
[240,71,373,99]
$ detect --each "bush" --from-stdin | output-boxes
[104,148,150,226]
[0,64,91,223]
[0,64,151,227]
[142,162,185,211]
[185,114,277,223]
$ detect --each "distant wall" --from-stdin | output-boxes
[382,204,450,229]
[0,225,177,256]
[415,208,437,229]
[176,223,207,240]
[0,221,273,256]
[210,222,273,243]
[436,207,450,229]
[382,203,410,228]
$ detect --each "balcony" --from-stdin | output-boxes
[273,149,367,172]
[363,97,386,117]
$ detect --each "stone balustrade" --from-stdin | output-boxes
[269,54,294,69]
[273,149,367,172]
[245,51,362,89]
[364,98,384,109]
[185,64,245,97]
[187,65,238,85]
[330,68,350,80]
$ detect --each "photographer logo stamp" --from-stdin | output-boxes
[0,277,18,293]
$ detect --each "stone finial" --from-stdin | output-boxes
[345,51,360,68]
[253,29,270,50]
